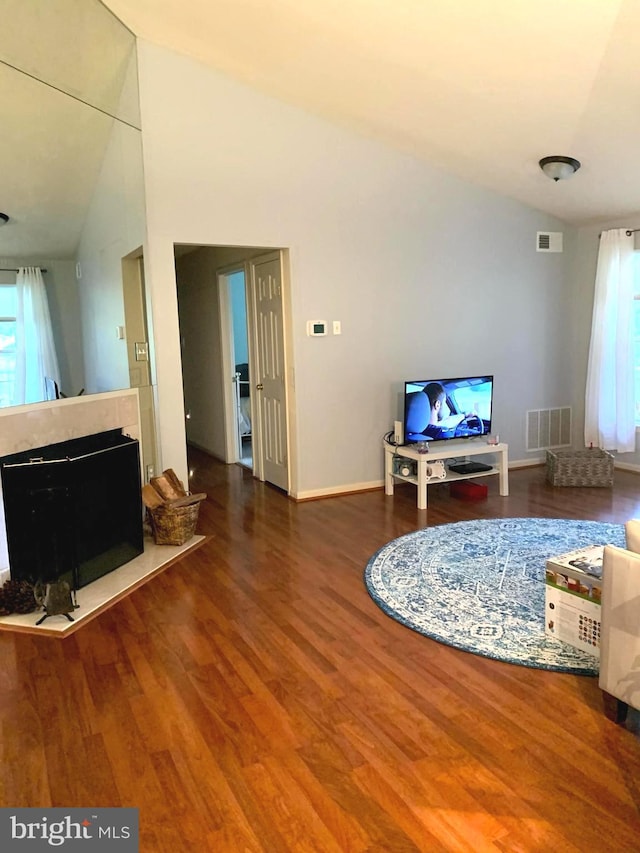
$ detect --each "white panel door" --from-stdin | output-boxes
[250,252,289,491]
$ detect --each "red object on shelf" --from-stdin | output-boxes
[450,481,488,501]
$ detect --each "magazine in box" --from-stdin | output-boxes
[546,544,604,580]
[545,545,603,602]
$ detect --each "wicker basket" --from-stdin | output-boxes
[546,448,614,488]
[147,502,201,545]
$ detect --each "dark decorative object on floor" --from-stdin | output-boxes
[364,517,625,674]
[33,579,78,625]
[0,579,37,615]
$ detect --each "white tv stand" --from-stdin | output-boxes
[383,439,509,510]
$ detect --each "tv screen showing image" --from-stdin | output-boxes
[404,375,493,444]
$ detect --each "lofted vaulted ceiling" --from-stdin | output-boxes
[101,0,640,227]
[0,0,139,259]
[3,0,640,263]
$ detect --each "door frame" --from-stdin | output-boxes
[122,248,158,482]
[216,249,296,493]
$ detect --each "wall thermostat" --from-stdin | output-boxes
[306,320,327,336]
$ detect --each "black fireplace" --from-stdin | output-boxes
[1,429,144,589]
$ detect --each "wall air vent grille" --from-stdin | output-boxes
[526,407,572,451]
[536,231,563,252]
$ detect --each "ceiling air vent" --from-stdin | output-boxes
[537,231,563,253]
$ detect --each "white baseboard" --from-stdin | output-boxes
[293,480,383,501]
[613,460,640,474]
[278,456,639,502]
[295,460,540,500]
[511,456,640,474]
[510,456,546,468]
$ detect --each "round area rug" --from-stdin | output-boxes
[364,517,625,674]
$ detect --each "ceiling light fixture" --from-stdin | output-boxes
[0,213,9,226]
[539,156,581,182]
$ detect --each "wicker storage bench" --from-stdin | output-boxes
[546,448,614,488]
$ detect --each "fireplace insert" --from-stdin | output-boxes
[1,429,144,589]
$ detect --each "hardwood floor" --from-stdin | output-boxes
[2,449,640,851]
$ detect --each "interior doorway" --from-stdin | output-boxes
[174,244,292,493]
[226,267,252,469]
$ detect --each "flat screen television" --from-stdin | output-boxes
[403,375,493,444]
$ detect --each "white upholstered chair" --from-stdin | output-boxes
[599,520,640,723]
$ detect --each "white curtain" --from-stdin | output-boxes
[584,229,636,453]
[13,266,60,405]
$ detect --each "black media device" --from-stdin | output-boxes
[448,461,493,474]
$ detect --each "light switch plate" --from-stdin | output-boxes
[134,341,149,361]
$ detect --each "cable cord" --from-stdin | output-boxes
[384,430,399,447]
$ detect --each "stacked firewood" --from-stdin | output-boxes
[142,468,206,510]
[142,468,206,545]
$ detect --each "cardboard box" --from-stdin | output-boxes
[544,546,602,658]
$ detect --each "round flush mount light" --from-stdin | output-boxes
[0,212,9,226]
[539,156,581,182]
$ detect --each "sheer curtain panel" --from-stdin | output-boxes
[584,229,636,453]
[13,266,60,405]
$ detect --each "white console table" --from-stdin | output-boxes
[383,439,509,510]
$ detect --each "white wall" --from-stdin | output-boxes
[137,40,578,494]
[76,115,146,396]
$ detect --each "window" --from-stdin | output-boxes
[635,254,640,426]
[0,285,17,408]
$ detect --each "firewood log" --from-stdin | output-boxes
[142,483,166,509]
[150,472,184,500]
[162,468,187,496]
[166,492,207,508]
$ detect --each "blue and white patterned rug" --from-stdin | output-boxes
[364,517,625,674]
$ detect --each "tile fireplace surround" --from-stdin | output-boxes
[0,390,203,635]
